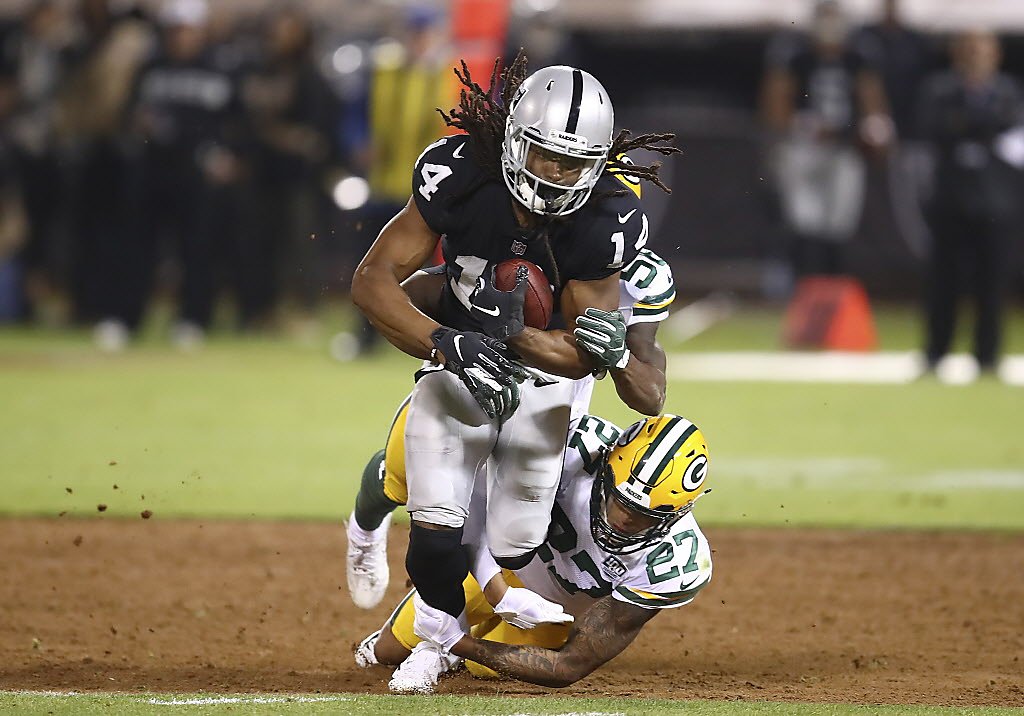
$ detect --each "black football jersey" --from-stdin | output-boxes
[412,135,646,332]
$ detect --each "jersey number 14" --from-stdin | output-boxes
[418,163,452,201]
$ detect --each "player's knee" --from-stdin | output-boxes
[493,546,539,571]
[486,515,548,566]
[407,506,466,529]
[406,522,469,617]
[503,470,558,504]
[406,523,466,579]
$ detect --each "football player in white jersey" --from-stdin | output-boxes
[346,248,677,610]
[355,413,712,692]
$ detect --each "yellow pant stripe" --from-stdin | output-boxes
[383,398,411,505]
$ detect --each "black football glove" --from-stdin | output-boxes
[468,265,528,341]
[574,308,631,371]
[430,327,530,420]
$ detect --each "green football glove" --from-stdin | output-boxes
[573,308,630,371]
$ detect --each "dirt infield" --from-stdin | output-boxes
[1,518,1022,706]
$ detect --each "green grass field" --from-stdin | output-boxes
[2,303,1022,714]
[2,304,1021,528]
[1,691,1022,716]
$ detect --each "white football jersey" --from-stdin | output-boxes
[516,414,713,615]
[568,249,677,426]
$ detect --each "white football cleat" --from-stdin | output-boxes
[346,512,392,609]
[388,641,462,694]
[354,629,381,668]
[344,510,391,610]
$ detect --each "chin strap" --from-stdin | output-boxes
[517,179,549,213]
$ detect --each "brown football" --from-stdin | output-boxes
[494,259,554,330]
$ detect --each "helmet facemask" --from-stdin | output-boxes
[590,459,687,555]
[502,121,609,217]
[589,415,711,555]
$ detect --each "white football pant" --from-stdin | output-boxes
[404,368,575,561]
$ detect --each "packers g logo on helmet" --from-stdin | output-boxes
[590,414,710,554]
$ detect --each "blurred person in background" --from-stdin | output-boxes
[917,30,1024,379]
[855,0,936,259]
[239,5,340,331]
[0,0,72,321]
[58,0,152,327]
[0,71,28,320]
[99,0,245,350]
[760,0,892,281]
[338,5,455,359]
[855,0,930,145]
[505,2,579,70]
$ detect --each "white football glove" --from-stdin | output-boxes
[493,586,574,629]
[412,594,467,653]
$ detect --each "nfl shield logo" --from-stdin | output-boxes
[510,240,527,256]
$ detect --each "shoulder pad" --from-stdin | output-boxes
[570,188,646,278]
[565,414,621,476]
[411,135,481,234]
[606,154,642,199]
[622,249,675,324]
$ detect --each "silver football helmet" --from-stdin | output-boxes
[502,65,614,216]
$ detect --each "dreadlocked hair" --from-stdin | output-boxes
[437,49,680,200]
[437,49,530,187]
[595,130,682,201]
[435,50,571,289]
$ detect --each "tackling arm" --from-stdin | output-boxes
[506,273,620,380]
[450,594,658,688]
[609,321,667,415]
[400,269,445,318]
[351,198,443,359]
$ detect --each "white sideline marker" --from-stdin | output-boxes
[667,352,1024,385]
[143,695,352,705]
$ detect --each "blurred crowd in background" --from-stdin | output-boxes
[1,0,1022,369]
[0,0,457,352]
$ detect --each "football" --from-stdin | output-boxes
[494,259,554,330]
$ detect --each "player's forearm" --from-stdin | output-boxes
[610,357,666,415]
[508,328,593,380]
[450,636,585,688]
[352,263,440,359]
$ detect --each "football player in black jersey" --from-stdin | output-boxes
[350,53,679,647]
[346,247,678,611]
